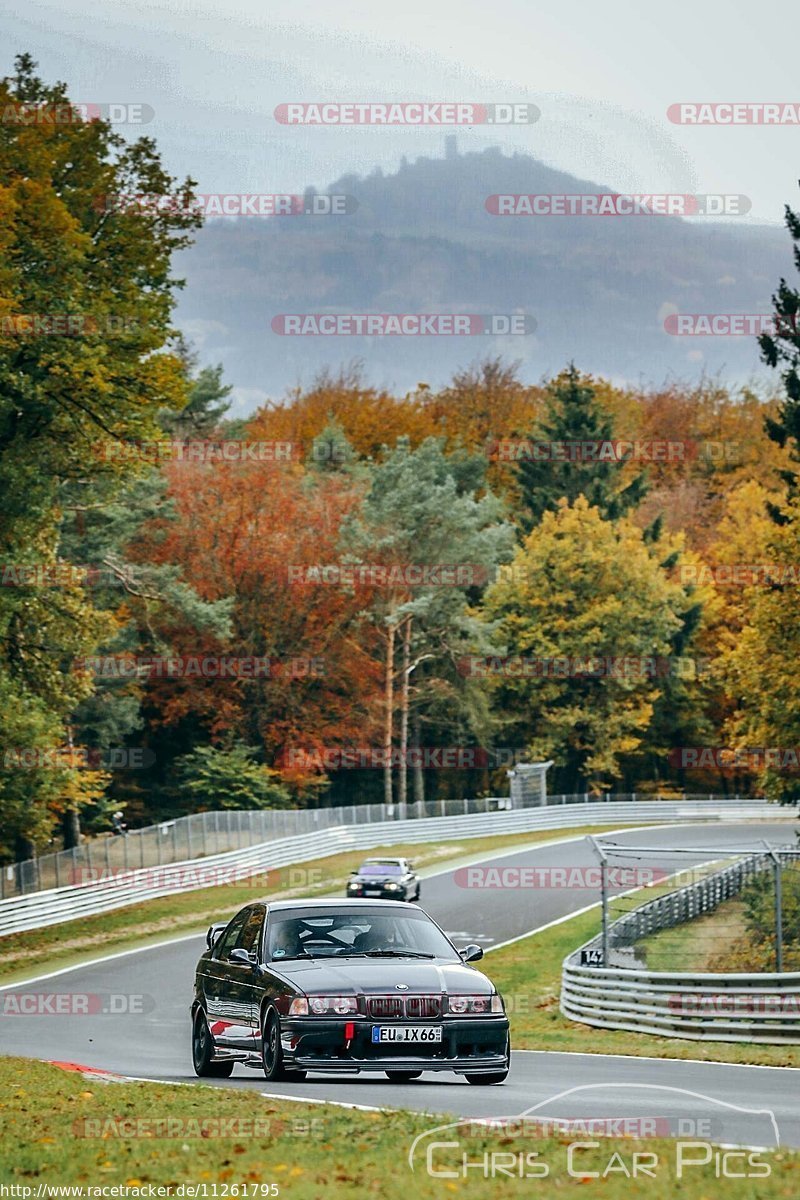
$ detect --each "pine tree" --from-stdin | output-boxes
[758,204,800,522]
[516,365,649,533]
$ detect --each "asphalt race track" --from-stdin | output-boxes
[2,822,799,1146]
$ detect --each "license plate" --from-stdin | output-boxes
[364,889,382,896]
[371,1025,442,1043]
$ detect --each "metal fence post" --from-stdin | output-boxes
[774,852,784,974]
[589,837,609,966]
[763,842,784,973]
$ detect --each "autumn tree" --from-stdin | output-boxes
[482,497,690,792]
[0,55,200,857]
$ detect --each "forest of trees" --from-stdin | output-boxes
[3,57,800,862]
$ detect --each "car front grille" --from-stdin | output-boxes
[367,995,442,1019]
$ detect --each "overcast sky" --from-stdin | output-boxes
[5,0,799,223]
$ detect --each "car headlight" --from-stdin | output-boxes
[290,995,358,1016]
[448,994,499,1015]
[347,881,361,890]
[384,882,400,891]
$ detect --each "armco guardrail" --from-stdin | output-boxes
[1,791,768,899]
[0,797,781,938]
[562,849,800,1044]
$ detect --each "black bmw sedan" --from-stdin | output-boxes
[345,857,420,901]
[192,899,510,1085]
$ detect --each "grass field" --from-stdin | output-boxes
[1,1057,797,1197]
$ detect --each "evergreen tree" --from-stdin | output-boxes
[516,365,648,533]
[759,204,800,522]
[159,363,232,438]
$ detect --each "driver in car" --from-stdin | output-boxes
[269,920,305,959]
[351,916,400,953]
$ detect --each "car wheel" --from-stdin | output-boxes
[415,883,421,901]
[192,1008,234,1077]
[261,1008,306,1082]
[465,1069,509,1085]
[385,1070,422,1081]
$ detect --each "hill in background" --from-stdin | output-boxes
[175,142,788,408]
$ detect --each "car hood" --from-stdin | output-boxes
[271,957,491,996]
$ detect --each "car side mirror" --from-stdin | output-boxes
[206,924,225,950]
[229,948,256,966]
[459,944,483,963]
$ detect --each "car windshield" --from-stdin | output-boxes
[358,863,403,876]
[266,908,456,960]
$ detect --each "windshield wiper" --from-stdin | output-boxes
[360,950,435,958]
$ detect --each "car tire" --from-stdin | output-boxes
[261,1008,307,1082]
[465,1069,509,1085]
[192,1008,234,1077]
[385,1070,423,1081]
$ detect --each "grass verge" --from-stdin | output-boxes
[640,894,800,974]
[1,1057,797,1196]
[484,906,800,1067]
[0,824,648,983]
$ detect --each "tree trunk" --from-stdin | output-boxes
[412,712,425,807]
[62,806,81,850]
[62,726,81,849]
[383,623,395,807]
[14,834,35,863]
[398,616,412,817]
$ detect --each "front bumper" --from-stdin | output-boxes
[346,887,407,899]
[281,1016,509,1074]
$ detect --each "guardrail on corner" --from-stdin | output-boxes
[0,797,781,939]
[561,849,800,1044]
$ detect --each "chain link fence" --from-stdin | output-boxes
[587,838,800,973]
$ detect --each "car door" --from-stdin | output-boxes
[230,903,267,1050]
[256,908,297,1021]
[205,908,248,1045]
